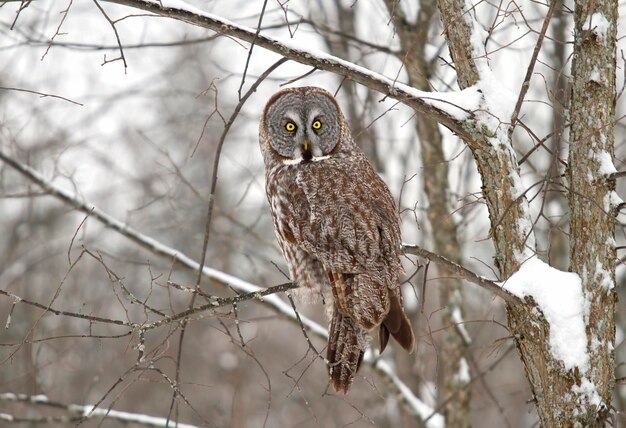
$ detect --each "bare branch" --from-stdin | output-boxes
[0,287,129,327]
[402,243,522,305]
[0,86,83,105]
[92,0,128,70]
[0,149,439,419]
[509,0,558,129]
[0,278,297,330]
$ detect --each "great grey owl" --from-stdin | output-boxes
[259,86,415,393]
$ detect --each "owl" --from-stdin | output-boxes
[259,86,415,393]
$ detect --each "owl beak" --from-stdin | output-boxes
[301,138,312,161]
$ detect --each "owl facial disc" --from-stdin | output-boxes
[263,88,341,163]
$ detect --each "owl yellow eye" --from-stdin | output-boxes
[285,122,296,132]
[312,120,322,130]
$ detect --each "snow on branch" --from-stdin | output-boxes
[499,257,604,413]
[0,148,324,337]
[500,258,589,372]
[0,393,199,427]
[373,359,444,427]
[103,0,482,140]
[0,149,441,424]
[459,0,517,141]
[438,0,538,267]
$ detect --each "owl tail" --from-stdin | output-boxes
[327,308,365,394]
[379,293,415,354]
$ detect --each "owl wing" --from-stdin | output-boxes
[279,156,413,393]
[266,169,330,301]
[290,156,404,328]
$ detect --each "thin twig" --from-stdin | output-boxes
[164,56,288,423]
[92,0,128,70]
[237,0,269,100]
[40,0,73,60]
[203,57,287,255]
[0,281,298,330]
[509,0,558,129]
[0,86,83,106]
[0,150,439,419]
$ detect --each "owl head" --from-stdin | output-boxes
[259,87,354,167]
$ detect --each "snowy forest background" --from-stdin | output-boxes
[1,0,625,427]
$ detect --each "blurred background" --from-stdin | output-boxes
[0,0,625,426]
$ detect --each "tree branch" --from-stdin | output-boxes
[0,393,199,428]
[0,281,299,330]
[0,148,326,334]
[402,244,522,305]
[509,0,558,129]
[101,0,478,140]
[0,86,83,106]
[0,149,439,422]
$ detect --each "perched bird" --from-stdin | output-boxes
[259,86,415,393]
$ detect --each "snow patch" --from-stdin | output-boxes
[75,404,200,428]
[606,236,616,248]
[374,359,444,428]
[421,87,482,121]
[590,67,601,82]
[512,210,536,263]
[584,13,611,41]
[156,0,223,20]
[501,258,588,371]
[419,381,438,409]
[590,335,603,353]
[30,395,49,403]
[506,165,537,262]
[517,216,534,244]
[397,0,418,24]
[508,167,525,199]
[0,393,48,403]
[589,66,606,86]
[594,150,617,175]
[595,258,614,290]
[463,0,517,131]
[572,377,602,411]
[603,191,623,212]
[454,357,471,383]
[476,73,517,129]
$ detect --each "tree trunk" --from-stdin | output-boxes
[384,2,471,426]
[546,0,570,272]
[320,0,382,171]
[437,0,618,425]
[567,0,617,424]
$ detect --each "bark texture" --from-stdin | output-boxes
[567,0,617,424]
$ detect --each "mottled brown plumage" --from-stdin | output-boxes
[259,86,415,393]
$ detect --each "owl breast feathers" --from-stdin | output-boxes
[259,86,415,393]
